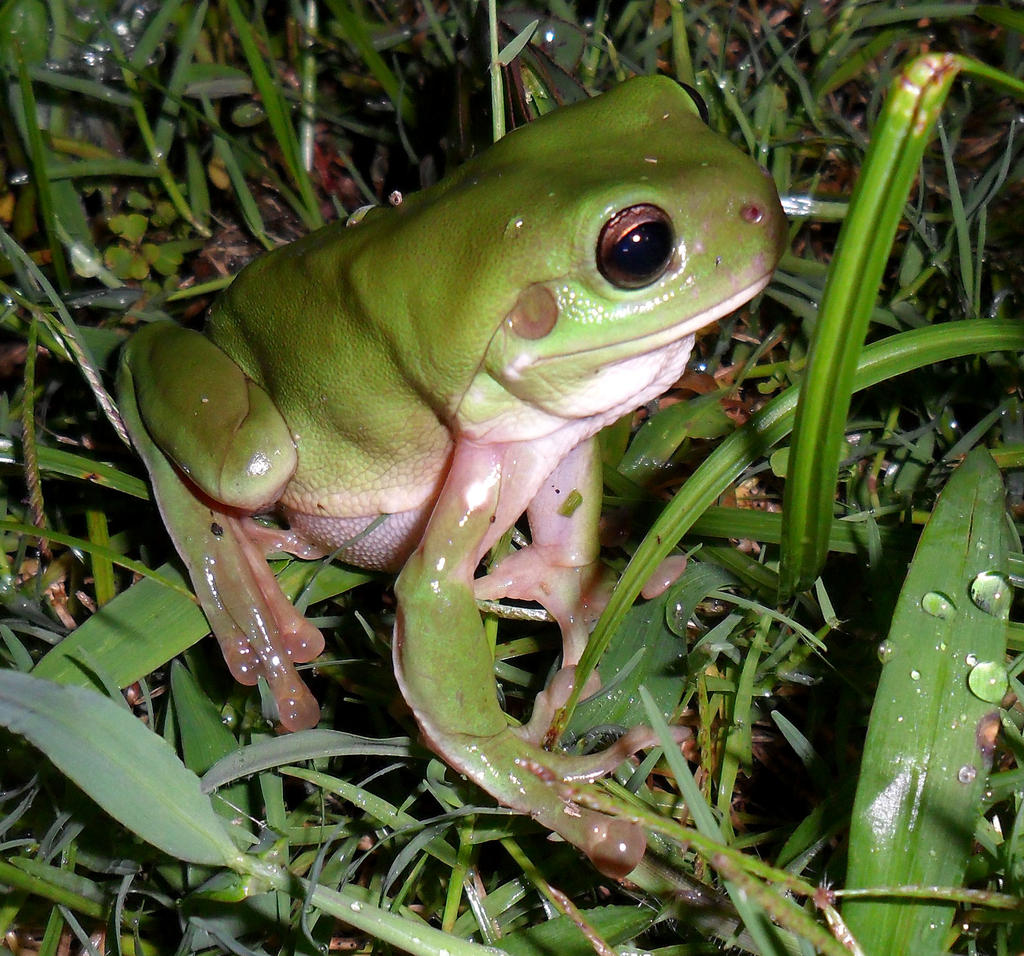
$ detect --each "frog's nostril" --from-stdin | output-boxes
[740,203,766,224]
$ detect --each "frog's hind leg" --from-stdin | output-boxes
[119,323,324,730]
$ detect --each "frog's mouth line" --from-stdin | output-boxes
[543,269,775,364]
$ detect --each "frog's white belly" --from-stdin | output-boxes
[283,504,433,571]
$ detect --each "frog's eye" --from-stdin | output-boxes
[597,204,675,290]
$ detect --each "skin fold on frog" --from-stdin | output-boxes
[118,74,787,878]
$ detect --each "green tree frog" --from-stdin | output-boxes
[118,75,786,878]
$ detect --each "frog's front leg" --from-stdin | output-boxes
[394,436,682,878]
[119,323,325,730]
[475,439,611,666]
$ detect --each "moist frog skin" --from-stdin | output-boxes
[119,75,787,878]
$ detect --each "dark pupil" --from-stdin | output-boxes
[611,220,672,285]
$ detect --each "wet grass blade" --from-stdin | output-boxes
[0,670,239,866]
[563,319,1024,729]
[843,448,1012,953]
[15,56,69,290]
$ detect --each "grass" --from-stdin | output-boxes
[1,1,1023,954]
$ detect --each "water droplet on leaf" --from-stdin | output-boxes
[922,591,955,618]
[970,571,1011,616]
[967,660,1008,703]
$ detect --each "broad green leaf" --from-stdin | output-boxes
[844,449,1012,953]
[33,563,208,689]
[569,588,686,733]
[0,670,238,866]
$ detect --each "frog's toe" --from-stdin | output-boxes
[640,553,689,599]
[267,668,321,731]
[580,815,646,880]
[519,723,691,782]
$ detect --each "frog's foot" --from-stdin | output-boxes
[444,724,690,879]
[515,720,692,778]
[475,550,614,666]
[206,512,326,730]
[516,719,691,877]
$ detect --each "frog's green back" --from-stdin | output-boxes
[206,76,774,511]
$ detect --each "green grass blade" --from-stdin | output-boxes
[225,0,322,230]
[83,506,115,606]
[0,519,191,594]
[0,438,149,498]
[0,857,104,919]
[32,559,361,692]
[321,0,415,129]
[15,55,69,290]
[150,0,205,163]
[32,563,207,688]
[0,670,238,866]
[129,0,185,73]
[843,448,1012,953]
[975,4,1024,33]
[778,54,962,599]
[561,319,1024,728]
[201,96,270,245]
[779,54,1024,599]
[641,688,833,956]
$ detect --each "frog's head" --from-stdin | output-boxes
[455,75,788,442]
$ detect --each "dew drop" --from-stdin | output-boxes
[503,215,525,238]
[877,640,894,663]
[910,669,921,681]
[967,660,1009,703]
[922,590,956,618]
[969,570,1011,617]
[957,764,977,784]
[965,653,978,667]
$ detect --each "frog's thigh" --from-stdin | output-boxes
[124,322,297,511]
